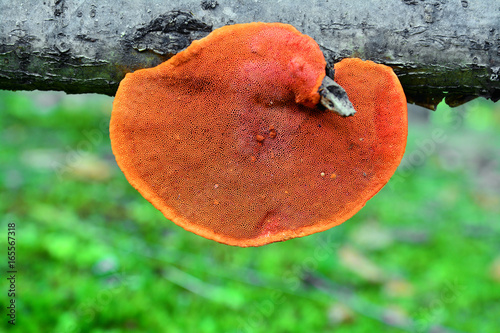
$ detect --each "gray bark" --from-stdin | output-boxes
[0,0,499,109]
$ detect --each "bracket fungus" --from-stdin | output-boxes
[110,22,408,247]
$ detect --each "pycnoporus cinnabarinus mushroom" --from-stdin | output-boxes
[110,22,408,247]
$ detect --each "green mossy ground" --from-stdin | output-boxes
[0,91,499,333]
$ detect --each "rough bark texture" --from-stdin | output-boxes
[0,0,499,109]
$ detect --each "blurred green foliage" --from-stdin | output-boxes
[0,90,499,333]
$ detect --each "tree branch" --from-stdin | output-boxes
[0,0,499,109]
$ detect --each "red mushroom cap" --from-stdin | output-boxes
[110,22,407,247]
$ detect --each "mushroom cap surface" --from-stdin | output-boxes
[110,22,407,247]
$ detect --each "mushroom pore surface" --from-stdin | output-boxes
[110,22,408,247]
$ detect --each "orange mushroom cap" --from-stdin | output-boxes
[110,22,407,247]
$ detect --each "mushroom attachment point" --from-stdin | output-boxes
[110,22,408,247]
[319,74,357,117]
